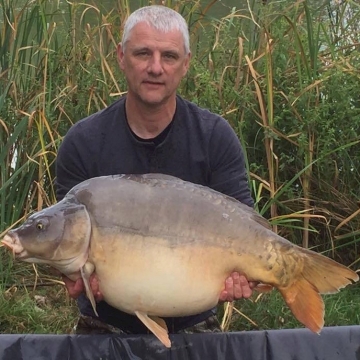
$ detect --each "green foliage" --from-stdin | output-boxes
[0,248,77,333]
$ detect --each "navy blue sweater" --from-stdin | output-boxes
[55,95,253,334]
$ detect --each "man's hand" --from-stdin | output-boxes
[62,274,103,302]
[219,272,257,302]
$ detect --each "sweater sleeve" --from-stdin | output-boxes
[208,119,254,208]
[55,125,90,202]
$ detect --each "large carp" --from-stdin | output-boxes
[2,174,358,347]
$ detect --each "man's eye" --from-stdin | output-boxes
[163,53,176,60]
[136,51,149,57]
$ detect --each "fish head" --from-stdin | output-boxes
[2,196,91,275]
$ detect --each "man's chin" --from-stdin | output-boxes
[135,93,173,107]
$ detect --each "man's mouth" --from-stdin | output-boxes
[143,81,164,86]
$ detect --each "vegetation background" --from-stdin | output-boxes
[0,0,359,333]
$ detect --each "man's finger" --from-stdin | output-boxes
[219,290,229,302]
[62,276,84,299]
[73,278,84,294]
[239,275,252,298]
[249,281,259,289]
[90,275,99,293]
[89,274,104,301]
[232,272,243,299]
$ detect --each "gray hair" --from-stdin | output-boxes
[121,5,190,54]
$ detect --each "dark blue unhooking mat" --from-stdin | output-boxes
[0,326,360,360]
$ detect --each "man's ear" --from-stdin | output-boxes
[182,52,191,77]
[117,42,125,70]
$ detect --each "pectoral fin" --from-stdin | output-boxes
[135,311,171,348]
[80,262,98,316]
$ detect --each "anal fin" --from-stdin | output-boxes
[150,315,169,332]
[135,310,171,348]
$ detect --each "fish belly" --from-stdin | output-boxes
[90,234,235,317]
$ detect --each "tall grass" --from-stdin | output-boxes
[0,1,60,246]
[184,0,360,255]
[0,0,360,332]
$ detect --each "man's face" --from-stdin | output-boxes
[117,22,190,107]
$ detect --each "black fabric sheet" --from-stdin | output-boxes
[1,326,360,360]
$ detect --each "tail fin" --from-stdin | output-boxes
[279,249,358,333]
[301,248,358,294]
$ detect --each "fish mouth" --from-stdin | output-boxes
[1,233,28,259]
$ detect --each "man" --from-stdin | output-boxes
[56,5,255,335]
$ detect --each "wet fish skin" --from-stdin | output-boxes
[3,197,91,278]
[2,174,359,348]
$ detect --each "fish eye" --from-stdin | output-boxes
[36,222,44,231]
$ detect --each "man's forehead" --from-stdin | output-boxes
[127,22,185,48]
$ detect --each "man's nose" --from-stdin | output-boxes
[147,54,163,75]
